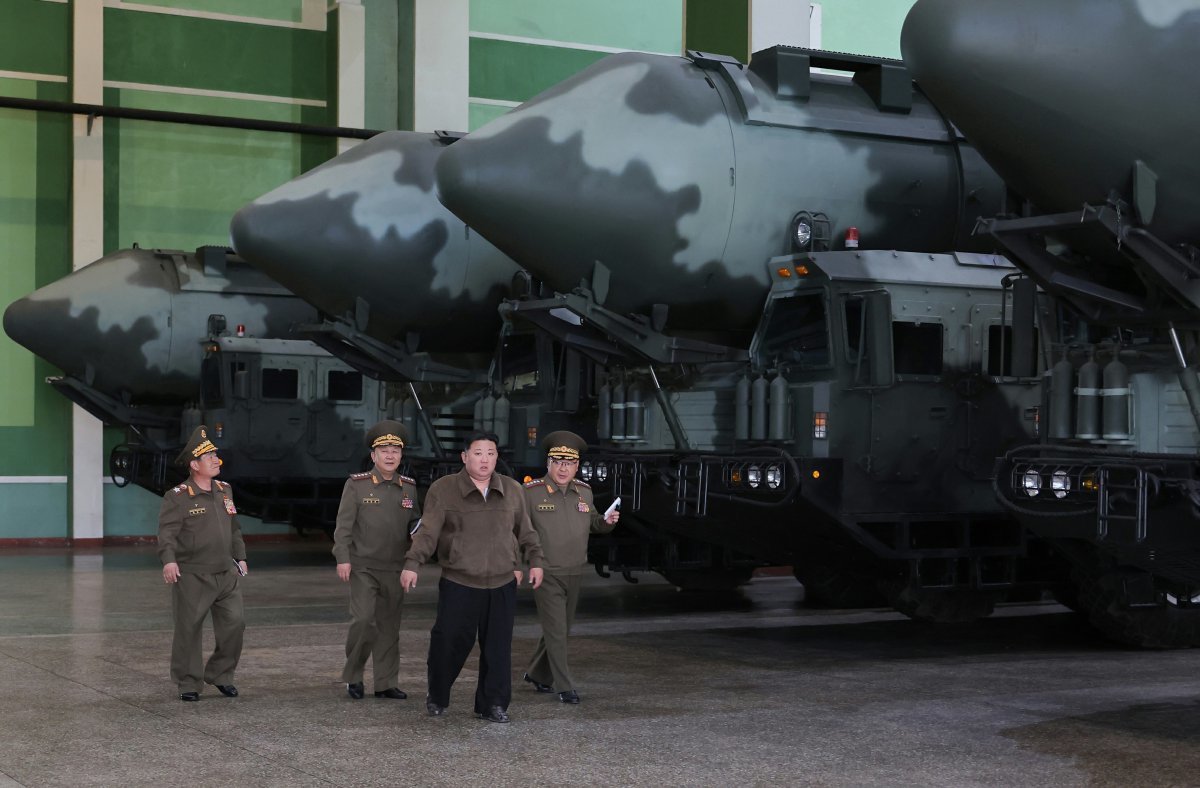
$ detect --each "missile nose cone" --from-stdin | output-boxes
[2,295,43,360]
[435,52,736,319]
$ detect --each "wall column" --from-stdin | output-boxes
[413,0,468,133]
[71,0,105,543]
[335,0,366,154]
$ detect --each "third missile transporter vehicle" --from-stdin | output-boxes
[903,0,1200,645]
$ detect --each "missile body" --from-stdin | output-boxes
[901,0,1200,249]
[435,48,1006,343]
[3,246,315,403]
[230,131,519,353]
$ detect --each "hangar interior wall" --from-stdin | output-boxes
[0,0,914,540]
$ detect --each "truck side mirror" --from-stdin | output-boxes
[865,291,894,388]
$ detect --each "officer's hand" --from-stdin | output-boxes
[337,563,351,582]
[514,570,523,585]
[238,560,249,576]
[529,567,544,589]
[400,569,418,591]
[606,510,620,525]
[163,562,180,584]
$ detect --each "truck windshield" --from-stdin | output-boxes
[758,292,830,368]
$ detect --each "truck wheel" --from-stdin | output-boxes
[885,583,997,624]
[793,563,888,609]
[659,568,753,592]
[1076,567,1200,648]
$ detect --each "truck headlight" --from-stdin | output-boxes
[1051,470,1070,498]
[1021,469,1042,497]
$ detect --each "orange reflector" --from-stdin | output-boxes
[1082,476,1097,491]
[811,470,820,479]
[731,470,742,483]
[523,475,532,483]
[793,265,809,276]
[776,267,793,278]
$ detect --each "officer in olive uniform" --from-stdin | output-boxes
[333,420,421,701]
[158,425,247,702]
[521,431,619,704]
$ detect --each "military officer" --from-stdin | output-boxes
[333,419,421,701]
[521,431,619,704]
[158,425,247,702]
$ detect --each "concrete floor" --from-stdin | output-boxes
[2,540,1200,787]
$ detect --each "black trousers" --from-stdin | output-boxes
[427,577,516,712]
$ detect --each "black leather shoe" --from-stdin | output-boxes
[179,691,199,702]
[478,705,510,723]
[374,688,407,700]
[425,697,445,716]
[347,682,364,700]
[215,684,238,697]
[523,672,553,693]
[558,690,580,704]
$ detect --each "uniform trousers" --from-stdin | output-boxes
[526,572,583,691]
[171,570,244,693]
[342,567,404,692]
[427,577,516,712]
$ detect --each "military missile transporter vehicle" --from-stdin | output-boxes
[903,0,1200,645]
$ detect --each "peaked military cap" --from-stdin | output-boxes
[175,425,218,466]
[541,430,587,461]
[366,419,408,451]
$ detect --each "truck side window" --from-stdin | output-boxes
[200,356,223,408]
[327,370,362,402]
[262,367,299,400]
[893,322,942,376]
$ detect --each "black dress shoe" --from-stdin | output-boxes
[558,690,580,704]
[478,705,510,723]
[179,691,199,702]
[523,672,553,693]
[374,688,407,700]
[215,684,238,697]
[425,697,445,716]
[347,682,364,700]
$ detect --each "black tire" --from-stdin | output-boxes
[884,583,998,624]
[659,568,753,592]
[793,562,888,609]
[1076,567,1200,648]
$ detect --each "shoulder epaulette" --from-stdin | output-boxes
[215,480,229,491]
[350,471,372,480]
[171,484,186,495]
[574,479,591,488]
[524,478,545,488]
[400,474,415,486]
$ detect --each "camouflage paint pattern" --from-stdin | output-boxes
[901,0,1200,248]
[229,131,520,353]
[3,247,316,403]
[435,49,1006,343]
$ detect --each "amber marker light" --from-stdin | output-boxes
[776,267,793,278]
[793,264,809,276]
[811,470,821,479]
[1081,475,1098,492]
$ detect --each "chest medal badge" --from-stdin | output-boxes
[537,502,556,512]
[188,507,207,517]
[224,497,237,515]
[578,501,590,513]
[402,498,414,509]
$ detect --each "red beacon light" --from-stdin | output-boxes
[845,226,860,249]
[236,324,245,337]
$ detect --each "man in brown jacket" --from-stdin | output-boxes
[333,420,421,701]
[158,425,247,702]
[400,431,544,723]
[521,431,619,704]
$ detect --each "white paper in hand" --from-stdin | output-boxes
[604,497,621,518]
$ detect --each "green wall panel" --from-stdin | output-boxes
[470,0,682,54]
[130,0,307,24]
[0,77,71,476]
[104,482,294,538]
[0,483,68,539]
[0,0,69,77]
[685,0,749,62]
[105,8,328,100]
[468,102,512,132]
[104,87,331,252]
[469,37,608,103]
[819,0,917,59]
